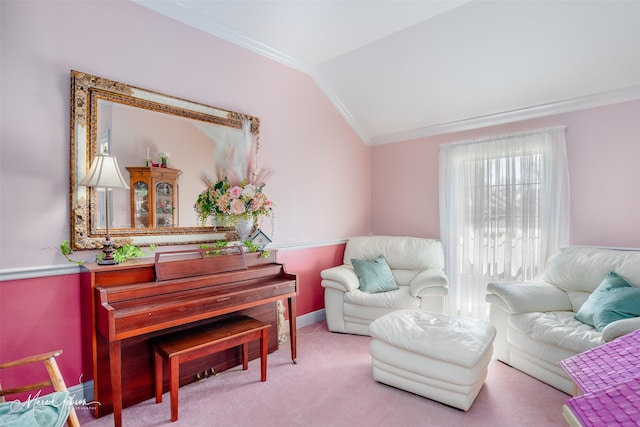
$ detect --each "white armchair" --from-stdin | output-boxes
[321,235,448,335]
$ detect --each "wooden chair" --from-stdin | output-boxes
[0,350,80,427]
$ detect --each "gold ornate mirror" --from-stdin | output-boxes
[70,70,260,249]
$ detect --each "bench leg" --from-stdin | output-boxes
[242,342,249,370]
[260,328,268,382]
[169,356,180,422]
[154,349,163,403]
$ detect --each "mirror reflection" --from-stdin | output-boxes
[95,100,245,229]
[70,71,260,250]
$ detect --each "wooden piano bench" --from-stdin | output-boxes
[152,315,271,422]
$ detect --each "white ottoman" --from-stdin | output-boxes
[368,309,496,411]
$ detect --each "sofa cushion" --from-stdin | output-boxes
[602,317,640,342]
[574,272,640,331]
[486,281,572,314]
[392,269,423,287]
[351,255,398,293]
[544,247,640,295]
[509,311,603,355]
[344,287,419,309]
[344,235,444,270]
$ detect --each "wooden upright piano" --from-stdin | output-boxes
[81,249,297,427]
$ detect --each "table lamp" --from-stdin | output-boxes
[80,153,129,264]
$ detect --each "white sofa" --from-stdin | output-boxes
[320,235,448,335]
[486,246,640,394]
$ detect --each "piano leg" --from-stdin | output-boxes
[288,296,297,363]
[109,339,123,427]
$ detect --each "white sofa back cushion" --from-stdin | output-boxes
[544,246,640,311]
[343,236,444,271]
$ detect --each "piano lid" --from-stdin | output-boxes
[154,247,247,282]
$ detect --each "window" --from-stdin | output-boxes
[439,127,569,318]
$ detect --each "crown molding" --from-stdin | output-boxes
[133,1,371,142]
[370,85,640,146]
[310,71,371,144]
[133,0,312,73]
[134,1,640,147]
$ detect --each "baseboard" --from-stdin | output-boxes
[284,308,326,331]
[66,380,100,411]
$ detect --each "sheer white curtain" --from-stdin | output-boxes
[439,127,570,319]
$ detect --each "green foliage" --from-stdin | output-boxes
[59,240,73,256]
[200,240,230,256]
[59,240,155,264]
[243,240,270,258]
[59,240,83,264]
[110,243,156,263]
[200,240,270,258]
[243,240,261,253]
[195,191,214,225]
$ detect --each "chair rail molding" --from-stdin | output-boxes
[0,264,81,282]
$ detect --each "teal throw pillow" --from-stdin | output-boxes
[574,271,640,331]
[351,255,398,294]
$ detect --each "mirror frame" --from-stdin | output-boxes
[70,70,260,250]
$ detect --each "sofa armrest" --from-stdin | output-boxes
[485,281,572,315]
[320,265,360,293]
[408,269,448,297]
[602,317,640,342]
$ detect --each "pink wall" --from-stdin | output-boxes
[112,104,215,227]
[0,0,366,389]
[0,244,346,391]
[276,244,346,316]
[372,100,640,248]
[0,0,370,269]
[1,0,639,393]
[0,275,84,396]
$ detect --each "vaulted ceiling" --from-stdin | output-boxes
[135,0,640,145]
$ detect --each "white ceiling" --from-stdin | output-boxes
[135,0,640,145]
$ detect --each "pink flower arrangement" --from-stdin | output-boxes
[194,177,273,226]
[194,118,273,227]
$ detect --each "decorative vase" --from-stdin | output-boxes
[235,217,254,243]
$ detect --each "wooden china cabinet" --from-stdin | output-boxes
[126,167,182,229]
